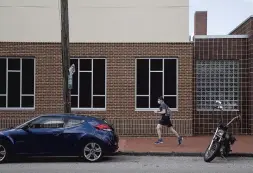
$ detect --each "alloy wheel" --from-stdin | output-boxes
[83,142,102,162]
[0,145,6,162]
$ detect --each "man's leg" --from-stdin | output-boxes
[155,124,163,144]
[167,119,183,145]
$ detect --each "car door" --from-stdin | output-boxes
[27,116,65,155]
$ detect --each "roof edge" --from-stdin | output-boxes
[194,35,249,39]
[229,15,253,34]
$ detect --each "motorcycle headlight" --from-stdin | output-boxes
[217,129,224,136]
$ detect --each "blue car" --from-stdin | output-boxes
[0,114,119,163]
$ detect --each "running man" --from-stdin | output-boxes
[154,96,183,145]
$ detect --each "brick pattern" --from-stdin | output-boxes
[193,38,249,135]
[0,42,193,136]
[194,11,207,35]
[230,17,253,134]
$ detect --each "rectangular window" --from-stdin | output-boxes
[196,60,239,111]
[70,58,106,110]
[135,58,178,110]
[0,57,35,109]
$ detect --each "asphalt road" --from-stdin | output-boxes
[0,156,253,173]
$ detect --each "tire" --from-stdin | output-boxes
[0,141,9,164]
[82,141,103,162]
[204,141,221,162]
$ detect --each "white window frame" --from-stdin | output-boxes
[0,57,36,111]
[71,58,107,111]
[135,57,178,111]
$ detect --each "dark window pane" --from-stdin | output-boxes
[79,72,91,107]
[136,96,149,108]
[22,59,34,94]
[164,96,177,108]
[0,59,6,94]
[21,96,34,107]
[8,59,20,70]
[164,59,177,95]
[8,72,20,107]
[0,96,6,107]
[150,72,163,108]
[137,59,149,95]
[80,59,91,71]
[93,59,105,95]
[151,59,163,71]
[93,96,105,108]
[70,59,78,95]
[71,96,78,108]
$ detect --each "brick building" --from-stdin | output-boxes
[0,0,252,136]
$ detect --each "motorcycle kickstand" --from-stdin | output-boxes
[220,154,227,161]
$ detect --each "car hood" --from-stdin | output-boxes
[0,128,16,135]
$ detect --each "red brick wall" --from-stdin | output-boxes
[194,11,207,35]
[0,42,193,137]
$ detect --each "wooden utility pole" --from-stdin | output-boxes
[60,0,71,113]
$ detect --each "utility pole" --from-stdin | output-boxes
[60,0,71,113]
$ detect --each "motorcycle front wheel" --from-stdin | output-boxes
[204,141,221,162]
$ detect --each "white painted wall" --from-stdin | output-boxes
[0,0,189,42]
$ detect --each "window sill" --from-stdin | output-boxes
[135,108,178,112]
[196,109,239,112]
[71,108,106,112]
[0,108,35,111]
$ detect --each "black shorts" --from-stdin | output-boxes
[159,116,173,127]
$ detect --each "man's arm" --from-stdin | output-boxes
[154,104,166,114]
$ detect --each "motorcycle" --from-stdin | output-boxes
[204,100,241,162]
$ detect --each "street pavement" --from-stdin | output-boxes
[0,156,253,173]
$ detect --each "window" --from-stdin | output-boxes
[196,60,239,111]
[0,57,35,109]
[65,118,85,128]
[29,117,64,129]
[70,58,106,110]
[135,58,178,110]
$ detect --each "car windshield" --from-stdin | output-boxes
[15,116,39,129]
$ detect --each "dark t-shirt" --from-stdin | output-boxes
[159,102,169,118]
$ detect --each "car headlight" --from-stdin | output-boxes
[217,129,224,136]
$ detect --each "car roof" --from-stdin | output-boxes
[38,113,103,120]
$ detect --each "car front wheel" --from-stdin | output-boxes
[0,143,8,163]
[83,142,103,162]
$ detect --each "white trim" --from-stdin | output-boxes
[229,15,253,34]
[150,71,163,73]
[91,59,93,108]
[21,94,34,97]
[78,58,80,108]
[0,108,35,111]
[194,35,249,39]
[33,58,36,108]
[20,59,22,108]
[135,108,178,112]
[8,70,20,72]
[196,109,239,112]
[148,59,151,108]
[5,59,8,108]
[135,57,178,110]
[0,94,6,96]
[104,59,107,110]
[71,57,106,110]
[71,108,106,111]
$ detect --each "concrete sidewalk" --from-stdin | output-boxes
[116,136,253,157]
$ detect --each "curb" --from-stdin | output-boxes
[115,151,253,157]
